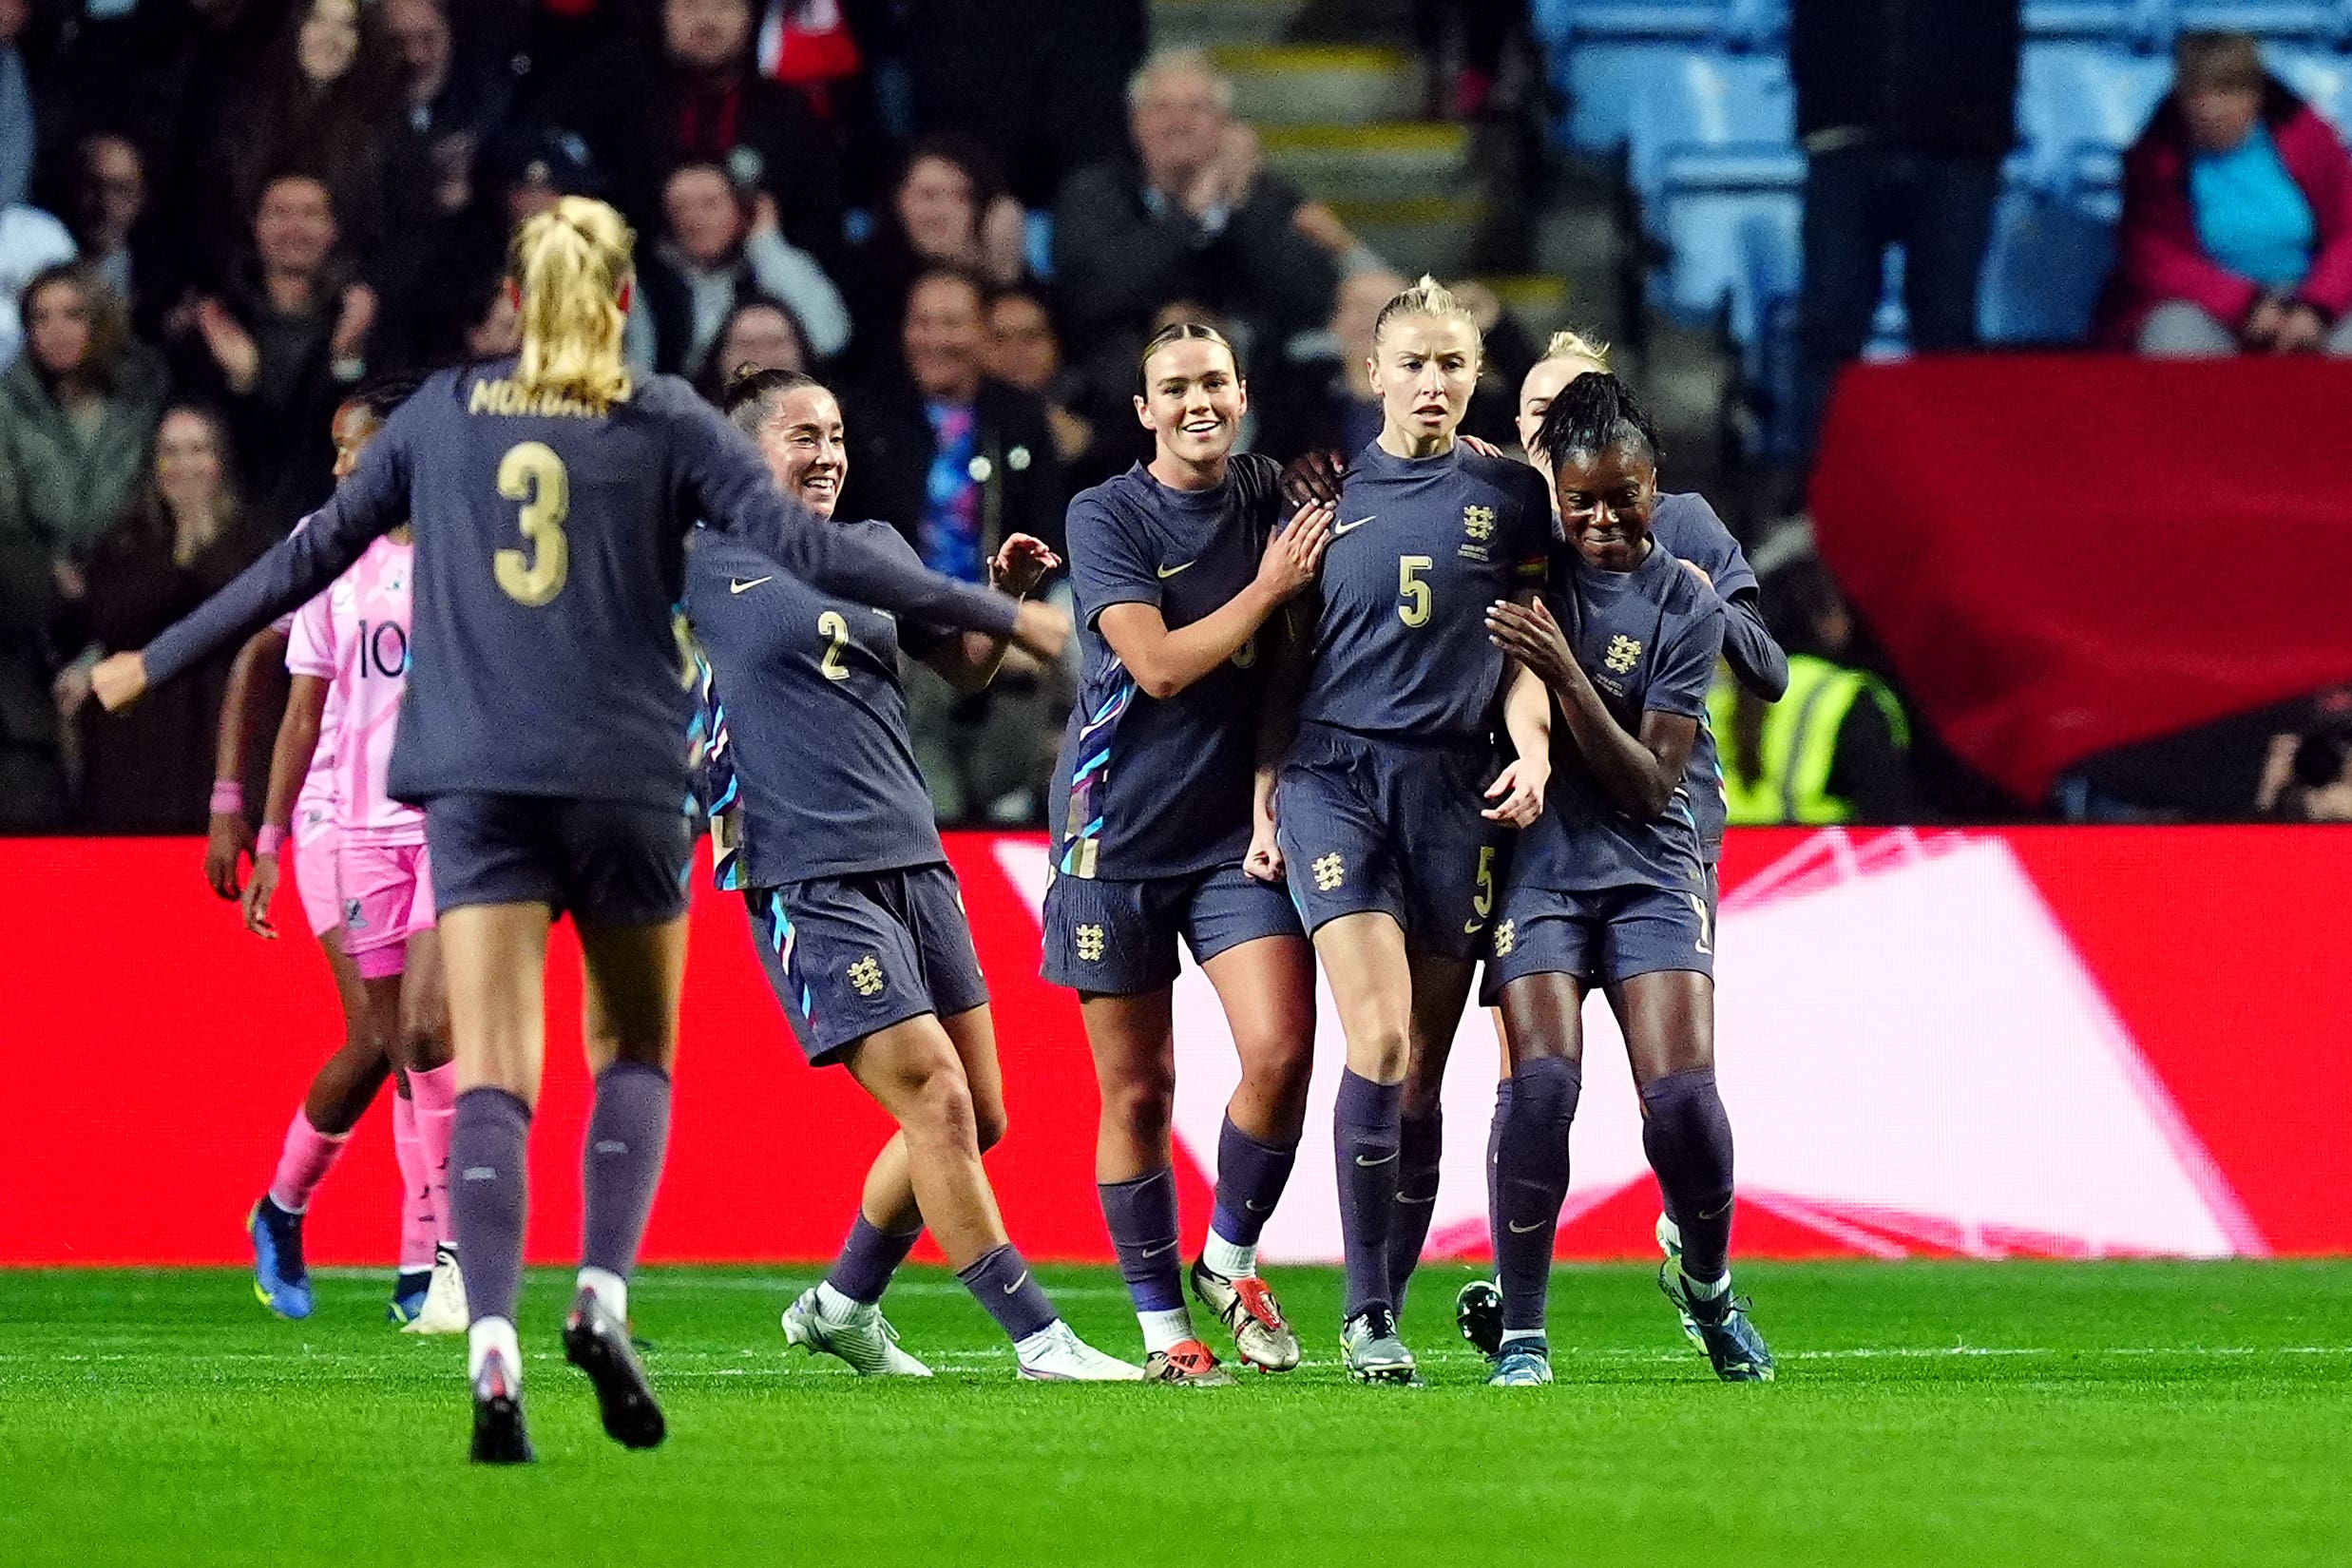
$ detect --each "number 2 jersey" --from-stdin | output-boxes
[285,533,422,846]
[1296,442,1552,744]
[686,525,950,889]
[143,358,1022,814]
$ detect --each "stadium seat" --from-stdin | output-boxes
[1548,5,1787,154]
[1977,183,2119,345]
[2022,0,2176,48]
[2173,3,2340,43]
[1558,43,1707,154]
[2014,44,2173,191]
[1650,143,1802,346]
[1625,49,1797,212]
[2267,46,2352,133]
[1534,0,1726,48]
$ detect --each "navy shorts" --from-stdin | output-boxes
[1041,859,1303,995]
[1276,722,1501,961]
[426,793,696,926]
[744,862,989,1065]
[1480,881,1716,1002]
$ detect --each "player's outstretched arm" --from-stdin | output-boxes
[202,624,290,899]
[928,533,1064,693]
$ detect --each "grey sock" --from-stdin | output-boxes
[1098,1167,1185,1313]
[826,1213,922,1306]
[1495,1057,1580,1333]
[1333,1069,1403,1321]
[1640,1068,1735,1284]
[958,1243,1059,1344]
[1386,1108,1444,1312]
[1208,1117,1297,1247]
[581,1061,671,1281]
[449,1088,531,1326]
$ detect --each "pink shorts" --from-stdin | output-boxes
[338,840,436,980]
[293,811,342,941]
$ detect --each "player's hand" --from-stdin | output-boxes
[1258,499,1334,601]
[90,651,149,712]
[1245,817,1286,883]
[1484,599,1574,691]
[2277,302,2328,354]
[1009,598,1072,662]
[2243,295,2289,351]
[1482,755,1549,827]
[332,282,378,362]
[989,534,1061,598]
[51,660,94,720]
[205,813,256,900]
[1458,433,1505,461]
[1279,449,1346,509]
[242,852,281,939]
[194,298,259,392]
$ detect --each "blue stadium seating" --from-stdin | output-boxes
[2013,44,2173,189]
[2024,1,2176,48]
[2270,46,2352,129]
[1626,49,1797,211]
[2172,3,2345,44]
[1545,2,1786,153]
[1977,185,2120,344]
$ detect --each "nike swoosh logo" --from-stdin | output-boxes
[1354,1151,1399,1167]
[1004,1271,1030,1294]
[1156,560,1196,579]
[1333,515,1376,535]
[1244,1199,1272,1214]
[1398,1194,1436,1205]
[1140,1242,1175,1258]
[1463,920,1485,935]
[1508,1219,1546,1233]
[729,576,774,594]
[1698,1200,1733,1221]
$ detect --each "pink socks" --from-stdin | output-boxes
[408,1062,459,1248]
[267,1110,351,1215]
[392,1094,436,1272]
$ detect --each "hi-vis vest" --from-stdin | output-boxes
[1709,654,1909,825]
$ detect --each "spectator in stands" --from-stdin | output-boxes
[0,477,64,826]
[61,134,171,336]
[694,295,809,403]
[844,263,1067,823]
[2100,32,2352,357]
[1791,0,2019,451]
[0,266,168,573]
[385,0,507,177]
[52,404,261,832]
[172,173,373,537]
[207,0,414,273]
[627,160,848,377]
[1052,48,1338,430]
[839,134,1027,373]
[536,0,845,265]
[1257,265,1405,465]
[1716,552,1917,826]
[0,0,30,214]
[985,284,1119,486]
[0,199,75,369]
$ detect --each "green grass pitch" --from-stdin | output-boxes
[3,1261,2345,1567]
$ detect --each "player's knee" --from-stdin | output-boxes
[1341,1016,1410,1081]
[1101,1064,1176,1143]
[896,1050,981,1150]
[971,1097,1008,1154]
[1234,1028,1313,1113]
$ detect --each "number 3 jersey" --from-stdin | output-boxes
[285,534,422,846]
[1296,443,1552,744]
[686,525,951,889]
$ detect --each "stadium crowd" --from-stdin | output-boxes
[1,0,2347,833]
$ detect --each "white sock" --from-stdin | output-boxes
[1201,1230,1256,1280]
[1501,1328,1546,1348]
[1013,1320,1066,1364]
[1686,1268,1731,1301]
[468,1316,522,1385]
[1138,1307,1194,1355]
[814,1280,867,1323]
[577,1265,628,1320]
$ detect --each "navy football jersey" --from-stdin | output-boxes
[1295,443,1550,743]
[1650,491,1765,867]
[1512,537,1724,894]
[1050,457,1286,880]
[688,525,949,889]
[144,360,1020,812]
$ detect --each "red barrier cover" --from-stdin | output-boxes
[1,828,2343,1267]
[1811,355,2352,803]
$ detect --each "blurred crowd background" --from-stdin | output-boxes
[1,0,2346,836]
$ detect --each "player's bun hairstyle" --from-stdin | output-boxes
[1371,274,1482,357]
[508,196,635,413]
[1541,327,1613,370]
[346,370,429,420]
[1534,372,1661,474]
[1135,319,1241,394]
[720,364,827,439]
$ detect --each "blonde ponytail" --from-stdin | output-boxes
[509,197,635,413]
[1541,327,1613,370]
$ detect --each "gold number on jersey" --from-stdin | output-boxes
[1398,555,1433,627]
[1473,845,1497,920]
[493,442,570,606]
[817,610,852,680]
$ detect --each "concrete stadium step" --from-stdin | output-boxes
[1151,0,1305,48]
[1327,195,1489,275]
[1481,275,1577,344]
[1256,123,1469,202]
[1214,44,1420,125]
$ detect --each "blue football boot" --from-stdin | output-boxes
[388,1270,431,1326]
[1485,1339,1555,1386]
[248,1196,314,1320]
